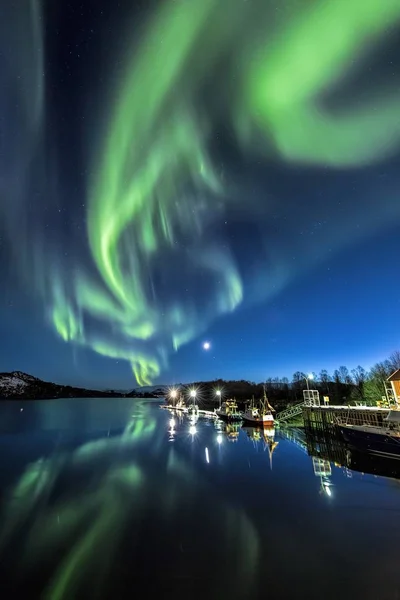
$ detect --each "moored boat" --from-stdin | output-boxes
[338,409,400,459]
[242,390,275,428]
[215,400,243,422]
[161,389,188,412]
[187,403,199,418]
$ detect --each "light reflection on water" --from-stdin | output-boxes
[0,398,400,599]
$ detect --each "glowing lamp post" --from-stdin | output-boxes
[304,373,314,392]
[170,389,177,406]
[216,389,221,408]
[190,389,197,406]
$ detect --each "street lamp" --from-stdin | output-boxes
[190,389,197,406]
[304,373,314,392]
[216,389,221,408]
[169,388,177,407]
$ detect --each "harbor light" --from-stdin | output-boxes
[216,390,221,397]
[304,373,314,392]
[190,389,197,399]
[170,389,177,399]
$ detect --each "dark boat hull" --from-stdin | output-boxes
[242,417,274,428]
[338,426,400,459]
[216,412,242,422]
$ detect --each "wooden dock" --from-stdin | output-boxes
[302,405,390,438]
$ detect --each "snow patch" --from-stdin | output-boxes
[1,376,28,388]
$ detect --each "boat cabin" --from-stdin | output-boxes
[223,400,240,415]
[387,369,400,405]
[248,407,261,419]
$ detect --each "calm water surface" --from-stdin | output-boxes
[0,398,399,599]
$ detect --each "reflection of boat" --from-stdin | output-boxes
[345,447,400,480]
[243,426,275,443]
[303,422,400,481]
[243,426,278,468]
[338,410,400,459]
[215,400,243,422]
[222,422,241,442]
[242,391,274,428]
[168,416,176,442]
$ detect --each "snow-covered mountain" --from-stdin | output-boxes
[0,372,40,397]
[127,384,168,397]
[0,371,122,400]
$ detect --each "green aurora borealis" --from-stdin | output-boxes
[3,0,400,384]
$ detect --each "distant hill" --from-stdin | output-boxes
[126,385,167,398]
[0,371,125,400]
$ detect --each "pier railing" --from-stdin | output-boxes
[277,402,392,434]
[302,405,390,437]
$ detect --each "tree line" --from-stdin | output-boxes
[186,351,400,410]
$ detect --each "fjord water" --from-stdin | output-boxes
[0,399,399,599]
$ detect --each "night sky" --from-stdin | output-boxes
[1,0,400,389]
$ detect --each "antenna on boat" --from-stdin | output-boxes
[263,384,275,412]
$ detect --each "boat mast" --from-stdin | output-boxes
[260,386,267,414]
[263,385,274,413]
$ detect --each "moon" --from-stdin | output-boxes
[202,341,211,350]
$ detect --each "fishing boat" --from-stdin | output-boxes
[215,400,243,422]
[198,408,218,419]
[242,390,274,428]
[174,398,188,412]
[160,390,188,413]
[187,403,199,418]
[337,409,400,459]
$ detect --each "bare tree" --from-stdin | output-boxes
[388,351,400,373]
[319,370,330,393]
[338,366,352,385]
[351,366,367,401]
[351,365,367,386]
